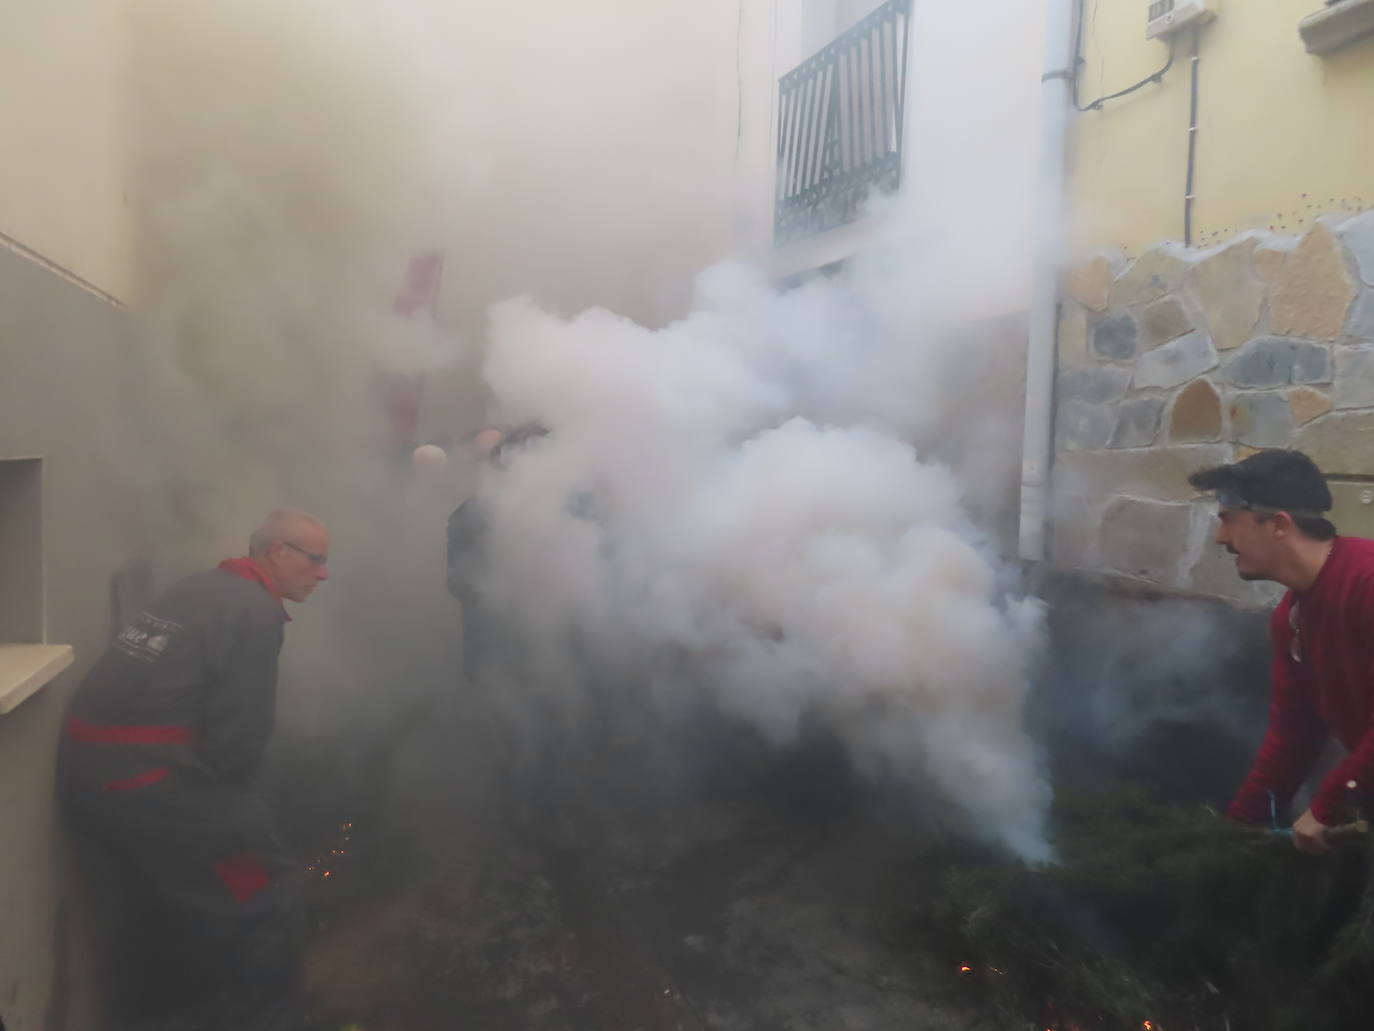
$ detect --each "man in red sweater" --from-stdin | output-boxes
[1189,450,1374,855]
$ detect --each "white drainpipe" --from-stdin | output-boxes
[1019,0,1077,563]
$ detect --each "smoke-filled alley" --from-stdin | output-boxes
[8,1,1374,1030]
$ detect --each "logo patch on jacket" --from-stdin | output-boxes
[115,613,183,663]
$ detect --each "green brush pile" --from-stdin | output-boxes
[910,786,1374,1031]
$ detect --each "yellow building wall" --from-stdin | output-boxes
[0,0,131,300]
[1071,0,1374,258]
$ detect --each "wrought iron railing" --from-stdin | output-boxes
[775,0,912,244]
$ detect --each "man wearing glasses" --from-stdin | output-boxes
[59,508,329,1030]
[1189,450,1374,856]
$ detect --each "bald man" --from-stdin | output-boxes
[59,509,330,1031]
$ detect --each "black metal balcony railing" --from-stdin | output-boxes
[775,0,912,244]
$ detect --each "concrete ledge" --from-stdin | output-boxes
[1300,0,1374,55]
[1044,564,1277,610]
[0,644,74,715]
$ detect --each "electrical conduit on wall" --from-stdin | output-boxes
[1020,0,1077,562]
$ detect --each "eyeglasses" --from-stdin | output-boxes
[1289,601,1302,664]
[282,541,329,567]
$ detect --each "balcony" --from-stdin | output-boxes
[774,0,912,245]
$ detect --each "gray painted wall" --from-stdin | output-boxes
[0,244,149,1031]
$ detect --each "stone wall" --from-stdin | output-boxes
[1052,212,1374,607]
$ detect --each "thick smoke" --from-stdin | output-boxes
[124,0,466,545]
[1032,583,1273,807]
[120,0,758,547]
[119,0,1054,860]
[471,259,1052,861]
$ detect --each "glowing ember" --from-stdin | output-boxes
[1143,1023,1154,1030]
[958,964,973,975]
[306,817,356,881]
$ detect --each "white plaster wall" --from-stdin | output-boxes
[755,0,1046,315]
[401,0,766,334]
[900,0,1046,317]
[0,0,132,301]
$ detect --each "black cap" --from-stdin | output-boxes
[1188,449,1332,516]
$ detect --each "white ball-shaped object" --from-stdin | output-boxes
[410,444,449,473]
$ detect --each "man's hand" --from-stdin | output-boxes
[1292,808,1333,855]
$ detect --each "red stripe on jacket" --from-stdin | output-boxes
[66,717,196,746]
[102,767,171,792]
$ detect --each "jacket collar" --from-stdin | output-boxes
[217,557,292,621]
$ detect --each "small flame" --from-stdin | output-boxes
[1142,1023,1154,1031]
[958,964,973,975]
[322,870,333,879]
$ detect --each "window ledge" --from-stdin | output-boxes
[1301,0,1374,55]
[0,644,74,715]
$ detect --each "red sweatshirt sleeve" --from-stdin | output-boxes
[1308,575,1374,825]
[1228,604,1327,824]
[1310,735,1374,825]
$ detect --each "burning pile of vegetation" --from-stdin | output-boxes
[911,785,1374,1030]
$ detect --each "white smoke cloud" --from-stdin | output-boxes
[471,261,1052,861]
